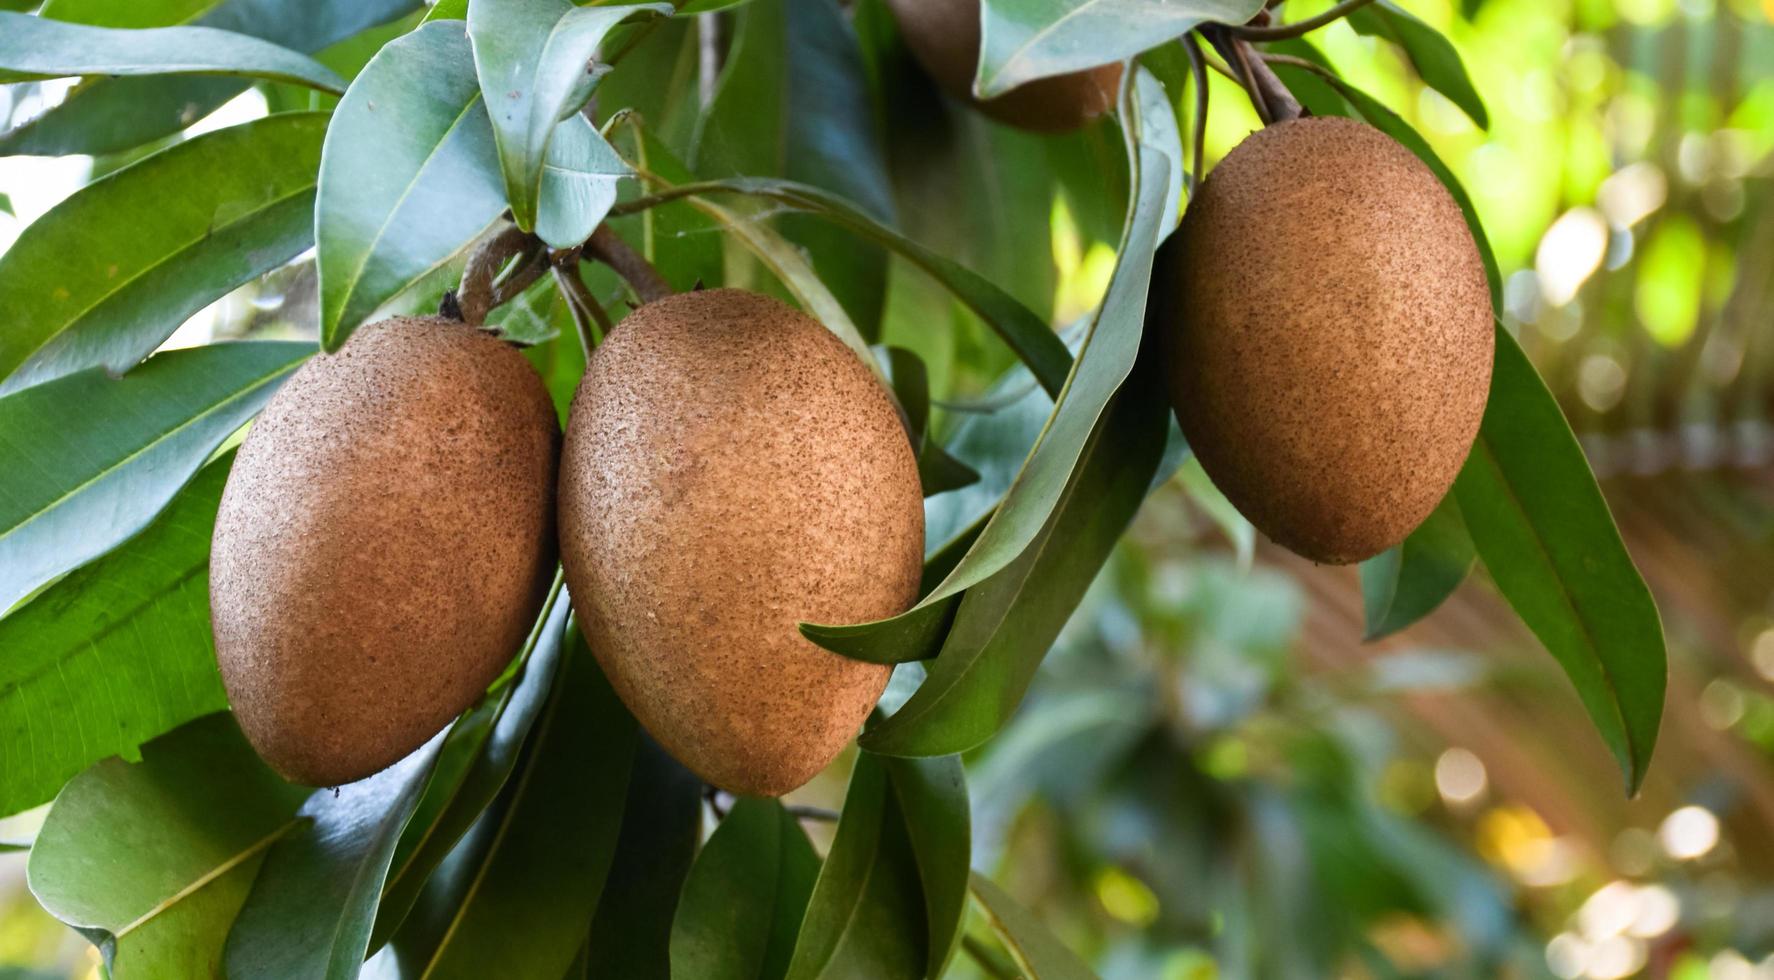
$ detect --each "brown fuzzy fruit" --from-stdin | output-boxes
[558,289,923,797]
[211,316,559,786]
[885,0,1122,132]
[1161,117,1494,565]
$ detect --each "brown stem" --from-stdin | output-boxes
[552,256,610,358]
[456,226,534,326]
[1260,51,1343,85]
[585,224,673,304]
[1227,0,1378,40]
[1203,26,1303,123]
[1182,35,1209,192]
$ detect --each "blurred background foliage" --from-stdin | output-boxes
[1,0,1771,976]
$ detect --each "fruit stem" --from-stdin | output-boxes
[1227,0,1378,40]
[551,256,611,357]
[457,226,549,326]
[584,224,673,305]
[1201,25,1303,124]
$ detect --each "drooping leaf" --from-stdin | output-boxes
[0,0,419,158]
[1454,328,1665,793]
[1344,1,1488,129]
[0,453,236,820]
[1359,492,1474,641]
[0,113,324,392]
[804,82,1171,666]
[885,346,982,498]
[369,589,571,951]
[0,12,345,91]
[694,0,896,339]
[537,115,632,249]
[465,0,670,230]
[578,733,705,980]
[224,737,447,980]
[316,20,506,350]
[406,624,639,979]
[973,0,1265,98]
[783,753,928,980]
[885,755,970,979]
[968,874,1097,980]
[0,341,310,615]
[27,714,308,979]
[669,798,820,980]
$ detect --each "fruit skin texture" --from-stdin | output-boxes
[1161,117,1494,565]
[885,0,1121,132]
[558,289,923,797]
[211,316,560,786]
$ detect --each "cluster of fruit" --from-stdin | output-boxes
[209,0,1493,799]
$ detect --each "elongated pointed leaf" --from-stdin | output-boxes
[0,113,325,393]
[1455,328,1665,792]
[884,347,982,497]
[1360,492,1474,640]
[28,714,308,978]
[1345,1,1488,129]
[0,453,235,820]
[0,341,310,615]
[225,738,446,980]
[317,21,506,349]
[969,874,1096,980]
[670,798,820,980]
[467,0,669,230]
[974,0,1265,98]
[0,12,345,90]
[886,756,970,979]
[536,116,631,249]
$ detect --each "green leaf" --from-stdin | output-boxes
[783,753,927,980]
[0,192,10,215]
[368,589,571,951]
[316,20,505,350]
[974,0,1265,98]
[1454,327,1665,793]
[466,0,669,230]
[0,341,310,615]
[694,0,895,339]
[404,623,639,979]
[0,0,419,158]
[606,123,725,293]
[885,756,970,979]
[1345,1,1488,129]
[0,113,324,392]
[804,82,1171,666]
[578,733,705,980]
[669,798,820,980]
[27,713,308,978]
[537,115,632,250]
[224,736,446,980]
[0,12,345,91]
[884,346,982,498]
[1359,492,1474,641]
[0,453,235,820]
[969,874,1096,979]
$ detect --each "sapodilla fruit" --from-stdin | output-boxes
[1161,116,1494,565]
[211,317,559,786]
[885,0,1121,132]
[557,289,923,797]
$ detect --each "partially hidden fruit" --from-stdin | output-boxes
[558,289,923,797]
[885,0,1121,132]
[211,317,560,786]
[1161,117,1494,565]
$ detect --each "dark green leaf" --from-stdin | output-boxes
[606,123,724,293]
[0,341,310,614]
[578,733,705,980]
[885,347,982,497]
[974,0,1265,97]
[1454,327,1665,793]
[369,589,572,951]
[466,0,669,230]
[670,798,819,980]
[783,753,927,980]
[1359,493,1474,641]
[225,737,446,980]
[410,623,639,978]
[316,20,505,349]
[0,113,324,392]
[1345,1,1488,129]
[805,83,1171,666]
[968,874,1096,980]
[28,714,308,978]
[885,756,970,978]
[0,12,345,91]
[0,453,235,820]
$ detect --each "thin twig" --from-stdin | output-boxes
[1227,0,1378,40]
[584,224,673,304]
[1228,31,1272,124]
[1182,34,1209,193]
[551,257,606,359]
[457,226,534,326]
[1204,26,1303,123]
[1260,51,1343,85]
[784,805,841,823]
[490,240,550,309]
